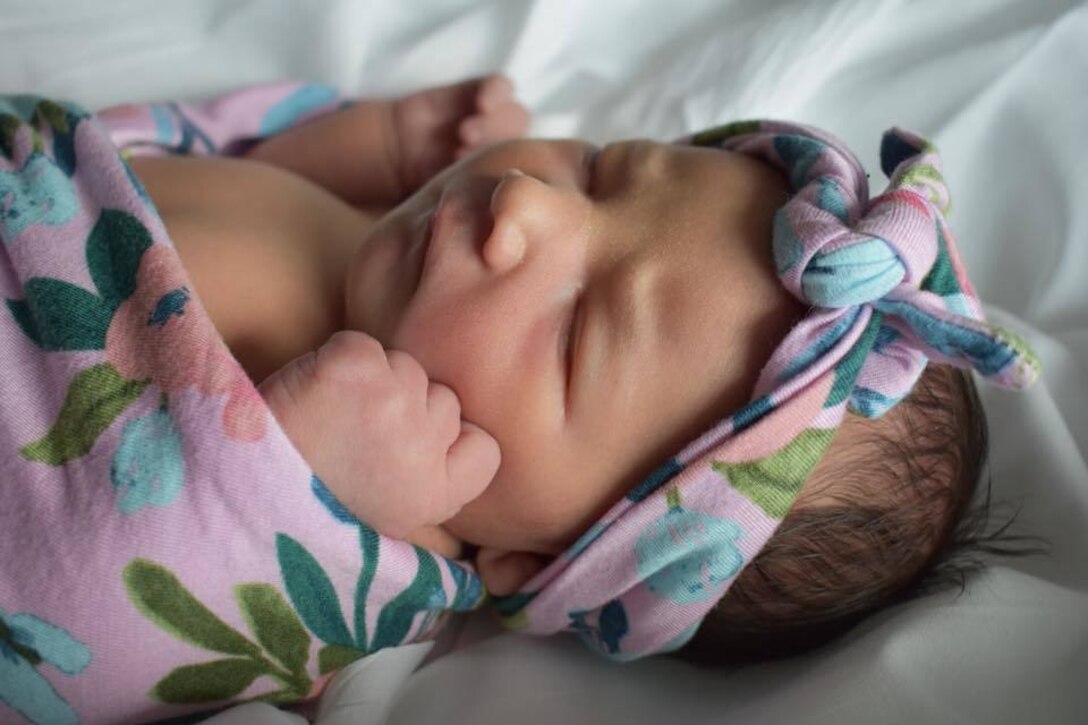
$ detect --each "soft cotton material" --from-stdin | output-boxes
[0,86,482,725]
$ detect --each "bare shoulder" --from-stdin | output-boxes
[128,156,373,383]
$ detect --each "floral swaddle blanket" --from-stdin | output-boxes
[0,88,483,724]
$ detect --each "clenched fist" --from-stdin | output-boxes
[258,330,500,539]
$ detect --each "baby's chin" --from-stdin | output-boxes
[441,498,581,560]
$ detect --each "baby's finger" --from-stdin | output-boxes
[444,421,501,515]
[426,381,462,444]
[257,350,318,414]
[315,330,388,381]
[476,74,516,112]
[386,348,429,393]
[459,102,530,148]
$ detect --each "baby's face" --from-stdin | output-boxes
[346,137,799,559]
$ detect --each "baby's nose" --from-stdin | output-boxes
[484,169,586,274]
[483,170,530,273]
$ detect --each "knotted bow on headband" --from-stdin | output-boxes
[496,120,1039,659]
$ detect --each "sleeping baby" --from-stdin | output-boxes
[0,76,1037,722]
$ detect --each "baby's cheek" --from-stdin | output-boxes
[394,300,504,418]
[440,431,581,554]
[393,296,604,551]
[346,215,419,346]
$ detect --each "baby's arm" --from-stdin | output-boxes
[257,330,500,539]
[244,75,529,206]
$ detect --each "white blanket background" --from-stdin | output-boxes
[2,1,1085,723]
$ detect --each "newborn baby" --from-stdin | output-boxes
[0,74,1037,723]
[116,74,1036,664]
[122,76,801,572]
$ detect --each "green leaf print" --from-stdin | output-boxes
[4,298,43,347]
[317,644,366,676]
[828,313,883,408]
[711,428,836,518]
[6,277,113,351]
[20,363,148,465]
[235,584,311,674]
[353,527,380,650]
[370,548,442,652]
[692,120,761,146]
[151,658,265,705]
[0,113,20,159]
[276,534,354,647]
[35,100,70,134]
[3,209,151,351]
[899,162,950,214]
[124,560,260,658]
[126,560,317,706]
[86,209,153,312]
[920,224,959,297]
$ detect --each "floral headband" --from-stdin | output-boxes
[495,120,1040,659]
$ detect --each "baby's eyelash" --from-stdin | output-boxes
[561,295,584,397]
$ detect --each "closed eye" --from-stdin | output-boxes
[561,293,585,415]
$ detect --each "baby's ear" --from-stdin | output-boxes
[475,548,550,596]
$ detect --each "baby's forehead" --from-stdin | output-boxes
[595,141,787,256]
[608,138,782,195]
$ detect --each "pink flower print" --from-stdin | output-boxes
[105,243,267,441]
[223,374,268,442]
[713,372,833,464]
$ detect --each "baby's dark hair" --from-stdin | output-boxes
[677,363,1047,665]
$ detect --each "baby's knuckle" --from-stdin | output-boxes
[431,384,462,419]
[384,348,413,367]
[335,330,385,359]
[272,352,317,410]
[427,380,456,404]
[312,349,353,381]
[387,350,427,385]
[315,331,386,381]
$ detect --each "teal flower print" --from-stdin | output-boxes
[0,152,77,241]
[259,85,338,136]
[110,398,186,514]
[634,489,745,605]
[569,599,629,655]
[0,608,91,725]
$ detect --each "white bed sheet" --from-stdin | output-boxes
[3,1,1085,723]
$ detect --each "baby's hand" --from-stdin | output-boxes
[258,330,500,539]
[391,74,530,194]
